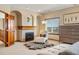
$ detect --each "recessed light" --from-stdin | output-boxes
[26,8,30,10]
[38,10,41,12]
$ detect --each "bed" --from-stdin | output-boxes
[37,42,79,55]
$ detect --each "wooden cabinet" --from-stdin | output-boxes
[5,14,15,46]
[0,30,5,43]
[60,24,79,44]
[0,11,15,47]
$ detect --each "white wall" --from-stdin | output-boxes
[0,5,40,41]
[0,5,10,14]
[10,5,39,40]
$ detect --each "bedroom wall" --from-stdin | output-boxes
[10,6,40,41]
[37,15,46,34]
[0,5,10,14]
[1,5,79,41]
[41,6,79,25]
[40,6,79,40]
[0,5,40,41]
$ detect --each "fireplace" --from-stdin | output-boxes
[25,32,34,41]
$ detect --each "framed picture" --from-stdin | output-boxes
[26,15,33,26]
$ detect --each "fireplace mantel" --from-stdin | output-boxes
[17,26,35,30]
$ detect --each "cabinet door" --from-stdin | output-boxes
[5,14,15,46]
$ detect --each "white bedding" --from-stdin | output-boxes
[37,42,79,55]
[37,44,71,55]
[66,42,79,55]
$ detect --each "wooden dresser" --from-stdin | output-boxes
[60,24,79,44]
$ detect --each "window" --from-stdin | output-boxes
[46,18,59,34]
[0,12,5,30]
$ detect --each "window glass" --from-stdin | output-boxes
[46,18,59,34]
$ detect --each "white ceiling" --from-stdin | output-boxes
[10,4,76,13]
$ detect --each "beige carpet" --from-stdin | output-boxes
[0,40,59,55]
